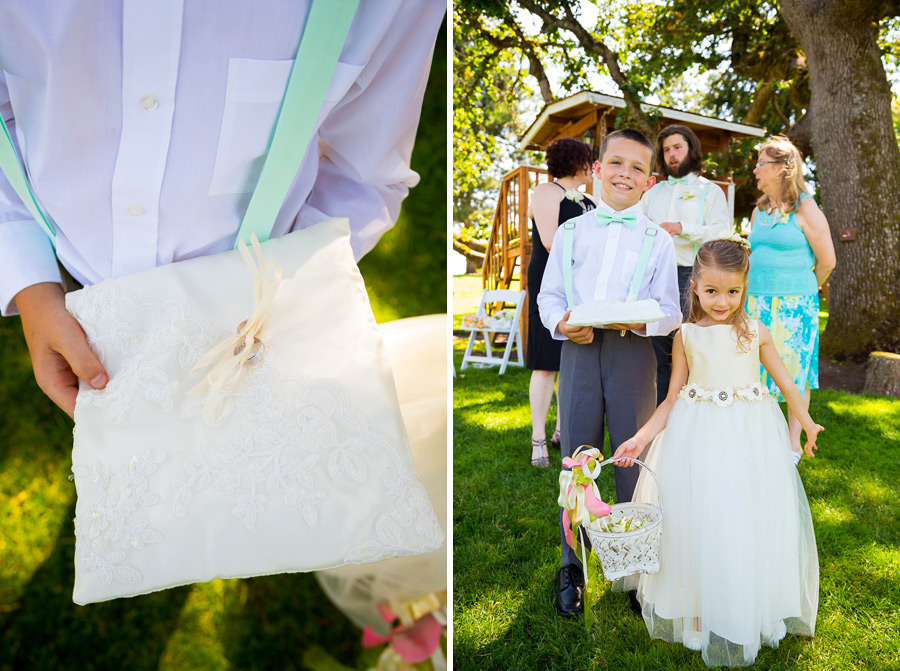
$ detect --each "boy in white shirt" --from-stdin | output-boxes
[538,128,681,617]
[641,125,731,405]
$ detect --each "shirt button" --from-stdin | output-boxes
[127,203,145,217]
[140,94,159,111]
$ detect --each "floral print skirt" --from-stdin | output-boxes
[746,294,819,402]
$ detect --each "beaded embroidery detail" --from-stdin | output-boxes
[678,383,768,407]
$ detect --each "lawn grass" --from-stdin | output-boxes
[0,26,447,671]
[452,276,900,670]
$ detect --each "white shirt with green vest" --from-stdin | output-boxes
[641,172,731,267]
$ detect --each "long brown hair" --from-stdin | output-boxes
[686,239,755,352]
[756,135,810,214]
[656,124,703,178]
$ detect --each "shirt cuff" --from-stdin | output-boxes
[0,220,62,316]
[547,309,568,340]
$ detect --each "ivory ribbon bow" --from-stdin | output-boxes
[188,233,283,423]
[558,445,612,552]
[362,591,447,668]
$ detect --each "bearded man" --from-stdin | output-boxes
[641,125,731,405]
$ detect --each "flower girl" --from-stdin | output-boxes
[614,235,822,667]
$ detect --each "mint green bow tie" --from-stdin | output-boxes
[668,176,690,185]
[596,210,637,230]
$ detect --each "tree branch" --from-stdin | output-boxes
[770,90,793,129]
[514,0,657,136]
[742,80,775,126]
[502,11,554,102]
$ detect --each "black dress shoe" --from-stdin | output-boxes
[555,566,585,617]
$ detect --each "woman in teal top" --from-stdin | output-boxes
[747,135,836,464]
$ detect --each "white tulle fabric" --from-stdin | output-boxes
[65,219,442,605]
[316,315,447,634]
[617,322,818,667]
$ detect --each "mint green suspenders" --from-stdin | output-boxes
[0,110,57,246]
[561,219,660,307]
[0,0,360,252]
[237,0,359,247]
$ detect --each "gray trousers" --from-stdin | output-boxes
[558,329,656,569]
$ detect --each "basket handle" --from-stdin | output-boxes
[597,456,664,512]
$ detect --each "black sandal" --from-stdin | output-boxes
[531,438,550,468]
[550,428,561,449]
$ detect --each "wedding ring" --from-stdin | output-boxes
[620,329,626,337]
[235,320,263,363]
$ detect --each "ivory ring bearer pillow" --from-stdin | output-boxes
[567,299,665,328]
[65,220,443,605]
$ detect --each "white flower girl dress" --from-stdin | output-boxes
[623,321,818,668]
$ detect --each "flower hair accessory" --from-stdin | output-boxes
[713,229,751,252]
[564,188,585,203]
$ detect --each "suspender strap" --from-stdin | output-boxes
[236,0,359,246]
[695,181,710,228]
[627,225,659,302]
[562,219,659,305]
[561,220,577,308]
[0,0,360,251]
[0,115,57,246]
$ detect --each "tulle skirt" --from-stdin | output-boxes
[617,396,818,667]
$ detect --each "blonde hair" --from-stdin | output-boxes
[756,135,811,214]
[686,239,754,352]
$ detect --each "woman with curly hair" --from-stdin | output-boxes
[747,135,836,465]
[525,137,596,467]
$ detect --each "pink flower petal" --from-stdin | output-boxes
[392,615,443,664]
[362,625,392,648]
[376,602,397,624]
[583,485,612,518]
[562,508,574,548]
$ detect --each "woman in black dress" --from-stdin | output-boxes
[527,137,595,467]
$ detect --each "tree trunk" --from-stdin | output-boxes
[863,351,900,396]
[779,0,900,360]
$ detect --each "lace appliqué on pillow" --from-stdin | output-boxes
[68,284,225,422]
[71,451,165,585]
[68,282,442,563]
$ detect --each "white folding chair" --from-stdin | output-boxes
[459,289,526,375]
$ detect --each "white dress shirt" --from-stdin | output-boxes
[641,172,731,266]
[537,200,682,339]
[0,0,445,315]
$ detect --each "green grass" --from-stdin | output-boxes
[452,278,900,671]
[0,24,446,671]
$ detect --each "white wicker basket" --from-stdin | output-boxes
[584,457,663,581]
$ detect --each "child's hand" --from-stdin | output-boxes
[16,282,109,419]
[802,423,824,458]
[558,311,593,344]
[613,436,644,467]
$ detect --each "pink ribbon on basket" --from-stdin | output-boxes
[361,594,446,665]
[188,233,282,423]
[558,445,612,552]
